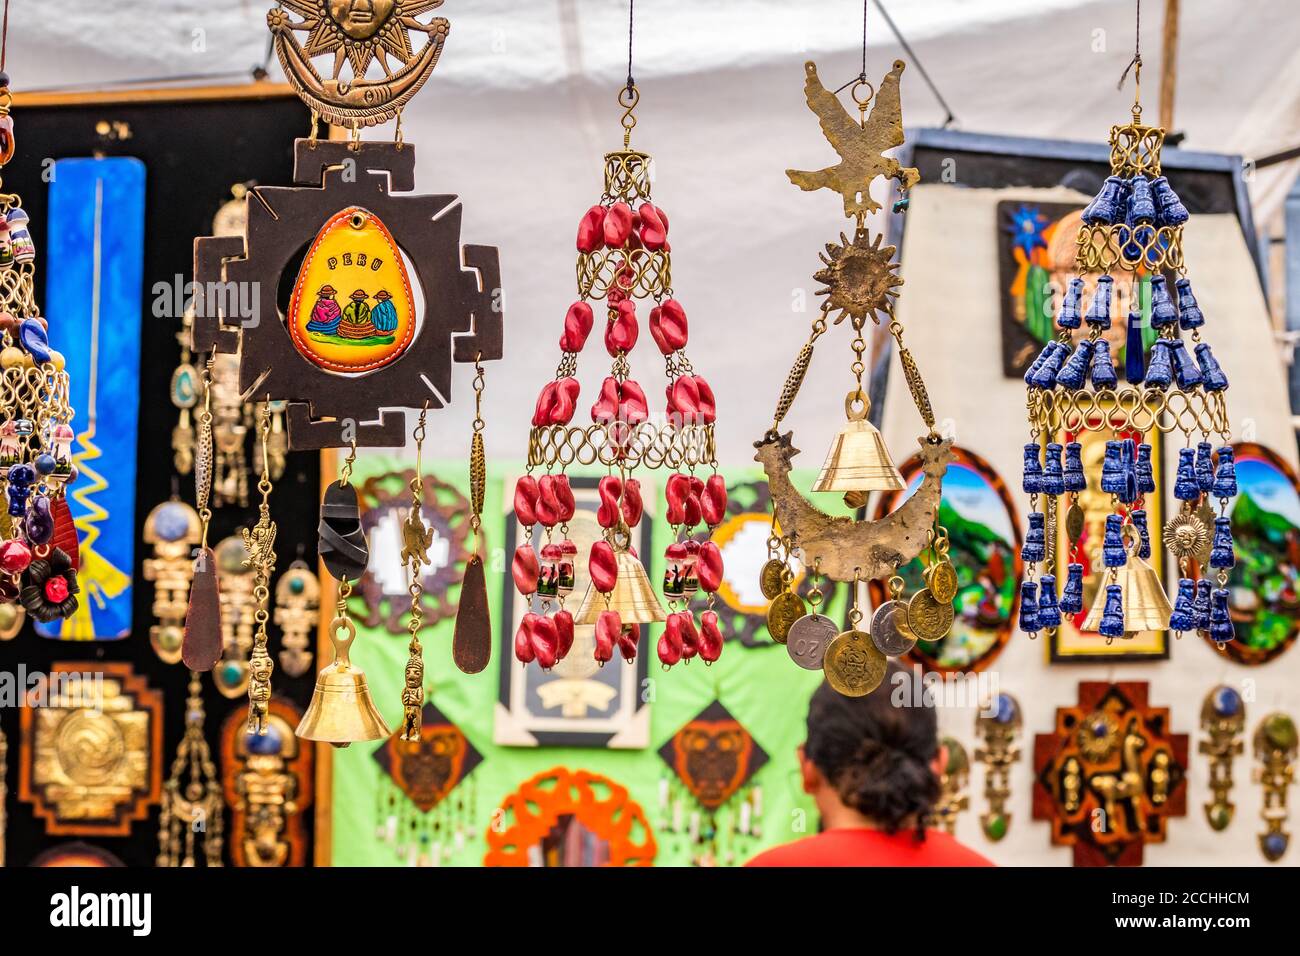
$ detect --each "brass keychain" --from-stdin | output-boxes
[400,405,431,739]
[243,402,278,735]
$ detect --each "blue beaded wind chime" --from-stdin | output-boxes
[1020,57,1235,648]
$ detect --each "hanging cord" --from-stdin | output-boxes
[625,0,635,95]
[834,0,871,94]
[1118,0,1142,93]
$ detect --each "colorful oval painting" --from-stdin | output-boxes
[287,205,415,374]
[870,446,1021,674]
[1214,443,1300,665]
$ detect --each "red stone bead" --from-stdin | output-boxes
[535,475,561,527]
[649,299,688,355]
[699,610,724,662]
[637,202,669,250]
[531,380,558,427]
[603,202,635,247]
[604,300,638,357]
[531,614,559,669]
[513,476,539,526]
[44,576,69,604]
[576,205,606,253]
[559,301,594,352]
[618,378,649,425]
[554,610,575,662]
[596,475,623,529]
[514,613,538,664]
[512,543,539,595]
[594,610,620,663]
[667,375,701,424]
[702,474,728,526]
[589,541,619,593]
[665,474,690,525]
[617,622,640,662]
[590,376,620,424]
[659,613,684,666]
[551,377,580,425]
[679,613,700,660]
[552,474,575,523]
[621,477,644,527]
[693,375,717,424]
[697,541,724,593]
[0,538,31,574]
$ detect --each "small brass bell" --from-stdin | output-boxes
[574,546,667,625]
[296,616,390,747]
[1080,555,1172,636]
[813,389,904,507]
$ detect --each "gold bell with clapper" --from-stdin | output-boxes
[573,526,667,625]
[296,613,390,747]
[813,388,905,508]
[1081,552,1172,639]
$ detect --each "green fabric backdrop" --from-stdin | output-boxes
[329,454,837,866]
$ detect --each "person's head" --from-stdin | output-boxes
[798,665,941,836]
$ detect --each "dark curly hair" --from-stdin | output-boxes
[804,665,939,838]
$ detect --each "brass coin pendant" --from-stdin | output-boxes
[906,587,955,642]
[786,613,837,670]
[1066,503,1085,545]
[871,600,917,657]
[927,561,958,605]
[766,591,806,645]
[759,559,786,600]
[823,629,887,698]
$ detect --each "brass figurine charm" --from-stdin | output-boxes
[244,403,279,736]
[1199,684,1246,831]
[142,498,202,664]
[1253,712,1296,862]
[934,736,970,834]
[975,692,1022,841]
[274,560,320,678]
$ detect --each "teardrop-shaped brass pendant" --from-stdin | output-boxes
[453,554,492,674]
[182,547,223,671]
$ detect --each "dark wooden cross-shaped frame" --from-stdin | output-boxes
[191,138,503,451]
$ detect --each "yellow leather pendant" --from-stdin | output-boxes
[288,205,415,374]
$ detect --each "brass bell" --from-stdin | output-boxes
[1080,554,1172,636]
[296,616,390,747]
[573,546,667,625]
[813,389,904,506]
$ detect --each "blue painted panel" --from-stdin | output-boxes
[36,157,145,640]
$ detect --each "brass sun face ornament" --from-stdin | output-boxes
[268,0,449,127]
[815,229,903,326]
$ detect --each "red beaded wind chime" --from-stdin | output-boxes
[511,78,724,671]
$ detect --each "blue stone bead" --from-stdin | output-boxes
[246,724,285,755]
[1055,339,1093,390]
[17,318,52,364]
[1196,442,1215,492]
[1037,573,1061,627]
[1089,339,1118,389]
[1084,275,1113,329]
[1143,339,1173,389]
[1212,685,1243,717]
[1194,579,1212,631]
[1151,175,1190,226]
[1060,562,1085,614]
[1127,175,1156,223]
[1209,588,1234,643]
[1169,578,1197,631]
[1023,341,1052,386]
[33,453,56,476]
[1057,277,1084,330]
[1263,832,1289,860]
[1022,512,1046,562]
[154,501,195,542]
[1149,275,1178,328]
[1131,509,1151,559]
[1125,310,1146,383]
[1099,583,1126,638]
[994,694,1019,724]
[1100,440,1126,495]
[1041,442,1065,496]
[1175,277,1204,329]
[1018,580,1040,634]
[1022,442,1043,495]
[1102,513,1128,567]
[1082,176,1127,226]
[1029,341,1067,390]
[1196,342,1228,391]
[1210,516,1235,570]
[1136,442,1156,494]
[1213,446,1237,499]
[1064,441,1086,492]
[1174,447,1201,501]
[1170,339,1202,389]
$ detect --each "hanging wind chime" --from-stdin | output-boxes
[186,0,503,745]
[1019,25,1234,648]
[755,53,955,697]
[0,56,81,633]
[511,5,725,670]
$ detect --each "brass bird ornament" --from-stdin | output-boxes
[786,59,920,219]
[401,507,434,569]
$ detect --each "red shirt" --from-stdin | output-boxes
[746,827,994,867]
